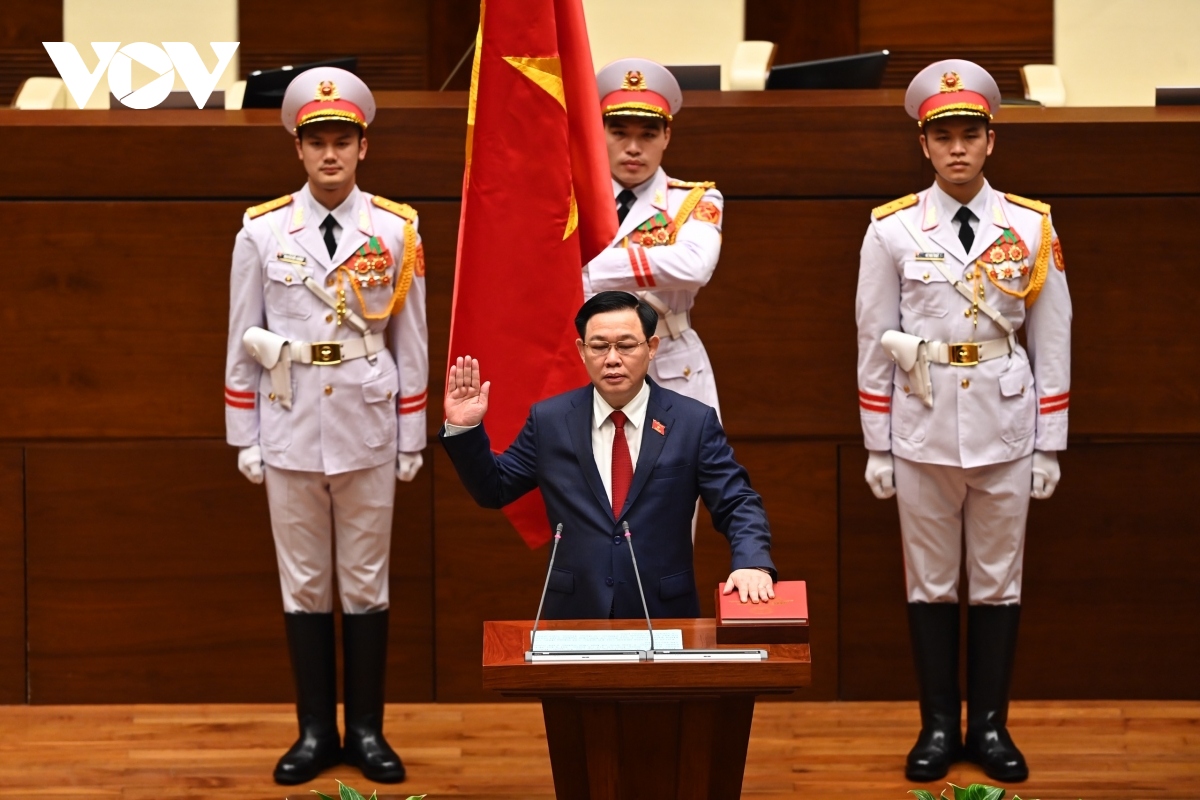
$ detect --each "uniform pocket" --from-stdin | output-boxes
[258,383,292,449]
[890,371,926,443]
[264,262,311,320]
[652,347,703,381]
[901,261,951,318]
[998,363,1036,444]
[361,371,398,448]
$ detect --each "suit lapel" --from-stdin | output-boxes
[567,392,611,518]
[618,384,673,519]
[613,169,667,243]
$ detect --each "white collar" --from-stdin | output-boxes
[303,183,360,232]
[931,179,992,227]
[593,379,651,430]
[612,170,658,200]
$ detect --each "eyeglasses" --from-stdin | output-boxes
[586,340,648,357]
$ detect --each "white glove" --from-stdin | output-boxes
[396,451,424,483]
[237,445,264,484]
[1031,450,1061,499]
[864,450,896,499]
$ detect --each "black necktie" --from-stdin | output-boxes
[322,214,338,258]
[616,189,636,224]
[953,206,976,252]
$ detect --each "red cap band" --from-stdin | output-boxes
[295,98,367,129]
[601,89,672,120]
[918,90,991,125]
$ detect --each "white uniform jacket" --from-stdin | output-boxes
[225,184,428,475]
[856,182,1071,468]
[584,168,723,411]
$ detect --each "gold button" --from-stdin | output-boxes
[961,379,970,389]
[324,385,333,396]
[922,272,930,280]
[268,392,276,401]
[326,277,335,287]
[1020,385,1026,395]
[683,367,691,377]
[284,275,293,283]
[965,270,974,279]
[903,384,910,393]
[325,313,333,323]
[964,308,972,317]
[386,391,393,400]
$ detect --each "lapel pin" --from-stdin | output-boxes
[652,419,666,436]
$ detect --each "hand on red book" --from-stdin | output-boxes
[723,568,775,604]
[444,355,491,428]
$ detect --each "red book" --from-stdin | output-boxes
[715,581,808,644]
[716,580,807,623]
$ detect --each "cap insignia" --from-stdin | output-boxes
[315,80,340,101]
[622,70,647,91]
[939,71,963,93]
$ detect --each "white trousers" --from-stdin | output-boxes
[893,454,1032,605]
[264,461,395,614]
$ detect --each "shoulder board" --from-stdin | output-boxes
[667,179,716,190]
[245,194,292,219]
[872,194,918,220]
[371,196,417,221]
[1005,193,1050,215]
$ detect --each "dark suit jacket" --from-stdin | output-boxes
[439,378,776,619]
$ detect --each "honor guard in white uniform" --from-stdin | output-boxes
[585,58,724,418]
[855,60,1071,784]
[225,67,427,786]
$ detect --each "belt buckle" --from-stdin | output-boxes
[310,342,342,365]
[949,342,979,367]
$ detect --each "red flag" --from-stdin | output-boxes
[449,0,617,548]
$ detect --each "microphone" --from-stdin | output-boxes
[526,523,562,659]
[622,521,656,652]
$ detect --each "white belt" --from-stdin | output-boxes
[288,332,385,366]
[654,310,690,339]
[926,337,1011,366]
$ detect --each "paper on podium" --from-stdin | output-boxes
[530,629,683,651]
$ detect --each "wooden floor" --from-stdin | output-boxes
[0,701,1195,799]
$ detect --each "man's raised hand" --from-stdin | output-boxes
[444,355,490,428]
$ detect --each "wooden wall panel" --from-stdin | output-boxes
[0,448,25,703]
[858,0,1053,96]
[0,3,59,104]
[25,441,434,703]
[5,192,1200,444]
[7,105,1200,201]
[745,0,858,65]
[238,0,429,90]
[838,442,1200,701]
[433,440,840,702]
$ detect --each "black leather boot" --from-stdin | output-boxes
[965,603,1028,783]
[905,602,963,782]
[274,612,341,785]
[343,610,406,783]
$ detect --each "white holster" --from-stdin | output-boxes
[243,326,294,410]
[882,330,933,409]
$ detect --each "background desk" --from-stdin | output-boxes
[0,92,1197,704]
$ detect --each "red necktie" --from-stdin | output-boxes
[610,410,633,519]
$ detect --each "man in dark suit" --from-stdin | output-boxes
[440,291,776,619]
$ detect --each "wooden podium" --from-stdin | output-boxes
[482,618,811,799]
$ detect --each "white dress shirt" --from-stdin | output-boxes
[444,380,651,506]
[592,379,649,504]
[931,180,991,246]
